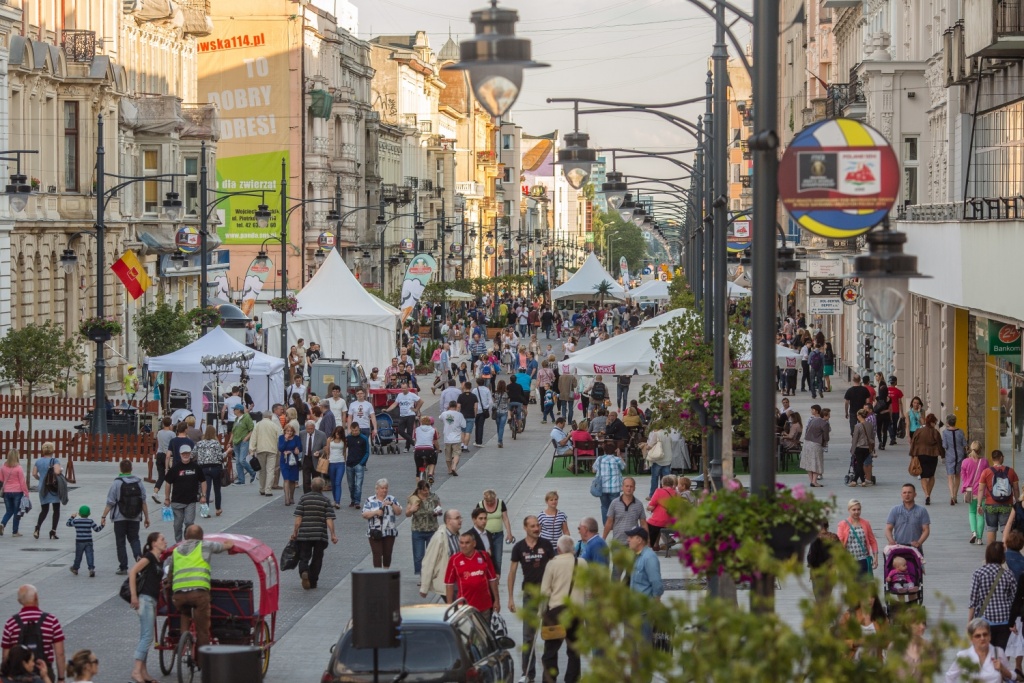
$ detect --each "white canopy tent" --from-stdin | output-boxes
[148,327,286,421]
[628,279,670,301]
[262,250,400,373]
[728,281,751,298]
[559,308,696,376]
[442,289,475,302]
[550,253,627,301]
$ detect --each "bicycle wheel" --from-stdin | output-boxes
[158,620,176,675]
[177,631,197,683]
[255,618,272,675]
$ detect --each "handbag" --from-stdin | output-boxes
[590,471,603,497]
[908,455,923,477]
[316,453,331,475]
[541,558,577,641]
[221,458,234,487]
[644,440,664,465]
[248,455,262,472]
[280,540,300,571]
[119,577,134,603]
[490,406,498,421]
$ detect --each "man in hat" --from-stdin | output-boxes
[124,365,140,401]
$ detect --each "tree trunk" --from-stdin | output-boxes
[24,383,33,479]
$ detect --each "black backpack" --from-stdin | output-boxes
[808,350,823,370]
[118,480,144,519]
[591,382,607,401]
[43,458,59,494]
[14,613,48,665]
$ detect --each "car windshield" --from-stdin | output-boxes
[336,628,459,674]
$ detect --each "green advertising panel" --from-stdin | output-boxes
[214,150,288,244]
[976,318,1022,358]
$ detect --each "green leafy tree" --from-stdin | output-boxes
[134,298,195,412]
[593,279,615,310]
[601,211,649,275]
[0,321,84,469]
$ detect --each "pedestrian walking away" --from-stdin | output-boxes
[32,443,64,541]
[1,584,66,682]
[291,477,338,590]
[250,408,283,497]
[167,525,234,650]
[99,459,150,575]
[507,515,555,682]
[194,425,228,517]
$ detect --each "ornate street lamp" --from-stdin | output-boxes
[602,171,628,211]
[851,221,928,324]
[443,1,548,118]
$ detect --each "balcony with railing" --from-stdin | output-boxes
[824,78,866,119]
[61,30,95,63]
[965,0,1024,56]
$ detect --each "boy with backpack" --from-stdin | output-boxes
[100,460,151,576]
[978,449,1020,545]
[541,383,556,424]
[66,506,104,577]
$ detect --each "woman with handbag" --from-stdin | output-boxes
[31,442,63,540]
[127,532,166,683]
[909,413,944,505]
[194,426,226,517]
[361,478,403,568]
[848,409,875,487]
[967,541,1018,649]
[963,441,990,545]
[642,428,673,499]
[836,499,878,577]
[278,425,302,506]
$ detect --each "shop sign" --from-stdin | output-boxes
[977,319,1022,357]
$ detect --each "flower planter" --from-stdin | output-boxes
[768,523,818,562]
[86,327,112,343]
[689,399,717,427]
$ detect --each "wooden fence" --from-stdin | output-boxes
[0,396,158,421]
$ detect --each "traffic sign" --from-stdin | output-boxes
[778,118,901,239]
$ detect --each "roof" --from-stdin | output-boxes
[550,253,627,301]
[438,36,460,62]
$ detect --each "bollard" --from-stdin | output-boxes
[199,644,262,683]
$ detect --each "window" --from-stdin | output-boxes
[143,149,159,214]
[63,102,79,191]
[902,136,918,206]
[435,158,444,190]
[502,134,513,150]
[184,157,199,216]
[502,166,513,183]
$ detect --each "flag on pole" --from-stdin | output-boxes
[111,249,150,300]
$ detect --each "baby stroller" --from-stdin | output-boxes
[882,544,924,618]
[372,413,400,455]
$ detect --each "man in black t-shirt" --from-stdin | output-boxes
[164,445,206,543]
[844,374,872,435]
[507,515,555,681]
[456,382,479,453]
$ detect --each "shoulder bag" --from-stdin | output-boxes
[908,455,923,477]
[979,566,1007,619]
[541,558,577,640]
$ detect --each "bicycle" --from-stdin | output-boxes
[509,404,525,440]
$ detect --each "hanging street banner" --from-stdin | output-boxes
[778,118,900,239]
[619,256,630,290]
[399,253,437,323]
[240,255,272,316]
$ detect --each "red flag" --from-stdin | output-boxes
[111,249,150,300]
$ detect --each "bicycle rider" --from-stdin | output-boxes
[510,368,531,426]
[412,417,439,484]
[168,525,234,650]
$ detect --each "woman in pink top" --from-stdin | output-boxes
[0,449,30,536]
[962,440,990,545]
[647,474,678,551]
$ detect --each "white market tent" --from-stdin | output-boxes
[559,307,696,376]
[728,281,751,298]
[148,327,286,419]
[551,253,627,301]
[443,289,475,302]
[262,250,400,373]
[628,278,670,301]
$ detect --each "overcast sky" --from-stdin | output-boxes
[352,0,755,215]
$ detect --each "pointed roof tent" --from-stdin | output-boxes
[550,253,627,301]
[148,327,285,375]
[438,36,460,62]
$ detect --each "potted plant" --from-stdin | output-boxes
[268,295,300,314]
[78,315,123,342]
[675,481,832,582]
[187,306,221,329]
[30,177,40,190]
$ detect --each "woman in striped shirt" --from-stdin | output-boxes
[537,491,570,544]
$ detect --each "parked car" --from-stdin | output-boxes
[321,601,515,683]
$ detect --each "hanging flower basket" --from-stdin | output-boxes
[269,296,300,314]
[79,316,123,342]
[187,306,221,329]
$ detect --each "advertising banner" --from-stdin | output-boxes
[198,15,292,245]
[400,254,437,323]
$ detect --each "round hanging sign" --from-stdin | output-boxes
[778,118,901,239]
[175,226,201,254]
[317,231,335,248]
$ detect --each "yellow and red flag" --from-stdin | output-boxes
[111,249,150,300]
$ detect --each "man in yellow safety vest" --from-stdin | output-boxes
[169,525,234,648]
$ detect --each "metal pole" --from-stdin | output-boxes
[199,141,209,319]
[711,0,729,488]
[703,71,714,345]
[380,200,387,294]
[91,115,108,435]
[280,158,289,381]
[334,174,343,255]
[751,0,781,610]
[440,198,447,322]
[694,117,704,307]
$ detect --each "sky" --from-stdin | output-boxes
[351,0,755,219]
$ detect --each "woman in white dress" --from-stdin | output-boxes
[945,618,1020,682]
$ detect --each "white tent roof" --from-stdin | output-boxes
[443,289,475,301]
[550,253,627,301]
[148,327,285,374]
[559,308,696,376]
[728,281,751,298]
[628,279,670,301]
[261,250,399,372]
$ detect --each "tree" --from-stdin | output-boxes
[601,211,649,275]
[134,298,195,413]
[593,279,615,311]
[0,321,84,470]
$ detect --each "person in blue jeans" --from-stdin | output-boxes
[231,405,257,485]
[325,426,347,508]
[405,480,441,575]
[67,506,105,577]
[345,424,370,508]
[0,449,29,536]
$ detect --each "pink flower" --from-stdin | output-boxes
[704,401,710,408]
[725,478,741,491]
[792,484,807,500]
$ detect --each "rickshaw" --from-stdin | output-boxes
[155,534,279,683]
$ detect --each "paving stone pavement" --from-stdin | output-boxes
[0,358,983,681]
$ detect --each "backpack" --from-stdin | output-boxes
[118,479,144,519]
[992,466,1014,504]
[14,613,48,665]
[44,458,59,494]
[591,382,607,401]
[808,350,823,370]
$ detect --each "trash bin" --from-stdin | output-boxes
[199,645,262,683]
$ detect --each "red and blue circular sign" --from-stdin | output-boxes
[175,226,201,254]
[778,118,900,239]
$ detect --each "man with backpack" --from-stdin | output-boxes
[808,345,825,399]
[977,450,1020,545]
[100,460,151,576]
[1,585,65,683]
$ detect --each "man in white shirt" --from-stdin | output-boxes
[472,378,493,448]
[439,379,461,417]
[550,417,572,456]
[348,389,376,435]
[326,385,349,427]
[439,401,467,476]
[222,387,243,433]
[285,375,307,404]
[386,383,422,453]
